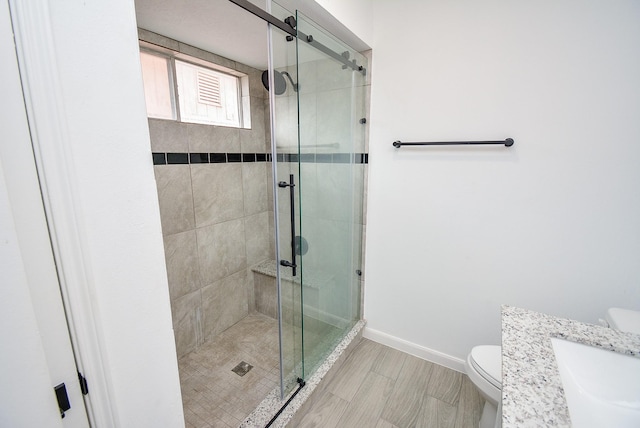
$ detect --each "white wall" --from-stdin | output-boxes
[365,0,640,363]
[7,1,184,425]
[312,0,373,47]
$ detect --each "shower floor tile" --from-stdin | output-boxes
[179,313,281,428]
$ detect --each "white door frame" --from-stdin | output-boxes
[7,0,118,425]
[1,0,89,424]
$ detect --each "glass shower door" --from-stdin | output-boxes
[294,11,368,379]
[269,1,304,398]
[268,1,367,397]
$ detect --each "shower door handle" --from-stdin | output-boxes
[278,174,297,276]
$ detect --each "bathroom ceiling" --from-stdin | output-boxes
[135,0,270,69]
[134,0,369,71]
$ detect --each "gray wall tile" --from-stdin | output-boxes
[268,210,276,261]
[246,268,256,313]
[353,164,365,226]
[274,95,298,148]
[279,279,299,330]
[254,272,277,319]
[264,97,271,144]
[315,163,351,223]
[202,270,249,339]
[266,162,274,208]
[316,58,353,91]
[362,165,369,225]
[297,60,317,95]
[240,96,267,153]
[188,123,240,153]
[316,89,351,149]
[171,290,202,358]
[139,28,180,51]
[154,165,195,235]
[191,163,244,227]
[148,119,189,152]
[298,92,317,149]
[248,70,268,99]
[197,219,247,285]
[244,212,271,267]
[164,230,201,300]
[242,163,268,217]
[299,162,319,219]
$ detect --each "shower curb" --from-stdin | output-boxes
[239,319,366,427]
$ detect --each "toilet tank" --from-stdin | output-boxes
[605,308,640,334]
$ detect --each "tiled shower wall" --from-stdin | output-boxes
[273,51,372,324]
[139,29,274,358]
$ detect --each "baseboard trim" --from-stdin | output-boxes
[363,327,466,374]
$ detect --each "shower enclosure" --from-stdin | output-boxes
[138,0,368,422]
[264,2,368,398]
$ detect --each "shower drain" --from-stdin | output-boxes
[231,361,253,377]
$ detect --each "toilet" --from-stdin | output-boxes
[603,307,640,334]
[465,345,502,428]
[465,307,640,428]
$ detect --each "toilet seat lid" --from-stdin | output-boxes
[470,345,502,389]
[606,308,640,334]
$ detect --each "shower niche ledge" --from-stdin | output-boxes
[252,259,333,288]
[251,260,341,325]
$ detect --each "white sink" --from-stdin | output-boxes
[551,338,640,428]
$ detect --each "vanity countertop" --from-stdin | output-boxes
[501,305,640,427]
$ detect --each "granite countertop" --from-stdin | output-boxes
[501,305,640,427]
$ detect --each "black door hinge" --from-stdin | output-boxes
[78,372,89,395]
[54,383,71,418]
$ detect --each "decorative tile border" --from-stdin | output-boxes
[152,152,368,165]
[276,152,368,164]
[152,152,271,165]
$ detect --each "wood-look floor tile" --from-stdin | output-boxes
[327,339,382,401]
[416,396,457,428]
[454,376,485,428]
[375,419,400,428]
[371,344,407,380]
[426,364,463,405]
[297,341,484,428]
[297,391,349,428]
[337,372,395,427]
[380,354,434,427]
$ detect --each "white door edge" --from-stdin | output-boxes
[8,0,119,425]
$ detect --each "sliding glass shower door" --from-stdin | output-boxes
[268,2,367,398]
[294,10,367,379]
[269,2,304,398]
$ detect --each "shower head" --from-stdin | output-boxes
[261,70,298,95]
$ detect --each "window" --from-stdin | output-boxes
[140,51,175,120]
[139,48,248,128]
[175,60,240,127]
